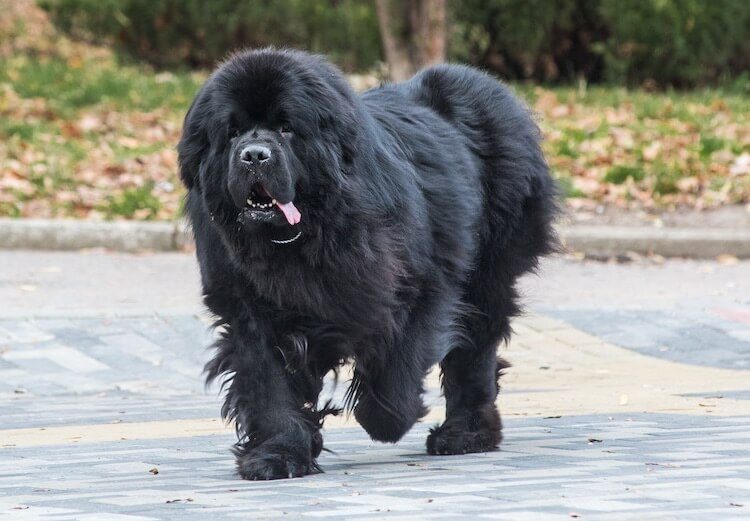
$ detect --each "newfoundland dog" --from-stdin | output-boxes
[178,48,558,480]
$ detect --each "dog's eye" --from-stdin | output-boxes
[280,125,293,136]
[229,128,241,139]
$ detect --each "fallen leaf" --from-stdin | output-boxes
[730,153,750,176]
[642,141,661,161]
[716,254,739,265]
[117,136,141,149]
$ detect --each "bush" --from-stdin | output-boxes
[38,0,381,71]
[451,0,606,82]
[451,0,750,87]
[39,0,750,87]
[600,0,750,87]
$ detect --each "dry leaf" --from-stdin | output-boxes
[716,254,739,265]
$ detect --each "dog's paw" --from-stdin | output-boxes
[235,445,318,480]
[355,392,426,443]
[426,421,501,455]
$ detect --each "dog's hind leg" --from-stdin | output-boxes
[426,256,522,455]
[426,300,513,455]
[427,172,558,455]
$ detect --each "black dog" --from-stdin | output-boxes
[178,48,558,480]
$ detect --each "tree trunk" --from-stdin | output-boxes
[375,0,414,82]
[375,0,447,81]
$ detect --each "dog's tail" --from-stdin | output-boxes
[407,64,561,259]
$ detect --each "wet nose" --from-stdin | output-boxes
[240,144,271,165]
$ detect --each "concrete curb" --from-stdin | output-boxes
[0,218,192,253]
[1,218,749,258]
[562,225,750,259]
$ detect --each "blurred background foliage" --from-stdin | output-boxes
[39,0,750,87]
[38,0,382,72]
[1,0,748,220]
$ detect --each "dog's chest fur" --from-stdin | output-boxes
[236,233,413,335]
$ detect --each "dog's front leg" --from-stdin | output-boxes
[206,318,321,480]
[354,295,453,443]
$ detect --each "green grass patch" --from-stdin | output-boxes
[652,163,680,195]
[556,140,579,158]
[604,165,645,184]
[699,134,726,160]
[0,55,202,116]
[111,142,164,162]
[0,120,39,141]
[555,175,586,198]
[103,183,162,219]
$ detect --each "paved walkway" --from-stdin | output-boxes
[1,252,749,519]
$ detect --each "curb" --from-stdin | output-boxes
[0,218,192,253]
[1,218,749,258]
[562,225,750,259]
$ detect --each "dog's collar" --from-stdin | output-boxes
[271,231,302,245]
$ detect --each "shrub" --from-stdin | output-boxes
[601,0,750,87]
[38,0,381,71]
[451,0,750,87]
[451,0,606,82]
[39,0,750,86]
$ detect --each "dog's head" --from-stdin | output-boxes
[178,49,362,237]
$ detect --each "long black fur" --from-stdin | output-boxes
[178,48,558,480]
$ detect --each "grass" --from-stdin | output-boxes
[0,47,205,219]
[1,38,749,219]
[0,54,200,115]
[525,81,750,209]
[604,165,645,185]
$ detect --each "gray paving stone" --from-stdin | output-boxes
[2,416,749,520]
[546,309,750,369]
[1,313,749,519]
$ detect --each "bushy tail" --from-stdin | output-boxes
[407,64,561,256]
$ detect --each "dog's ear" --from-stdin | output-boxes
[311,56,360,168]
[320,108,358,168]
[177,87,211,190]
[338,109,359,166]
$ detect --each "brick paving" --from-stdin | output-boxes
[546,308,750,369]
[1,253,749,519]
[1,313,749,519]
[2,416,749,520]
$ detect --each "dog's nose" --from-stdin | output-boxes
[240,144,271,165]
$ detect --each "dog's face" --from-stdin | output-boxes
[178,49,360,236]
[227,118,298,226]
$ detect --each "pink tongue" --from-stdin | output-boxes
[275,200,301,225]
